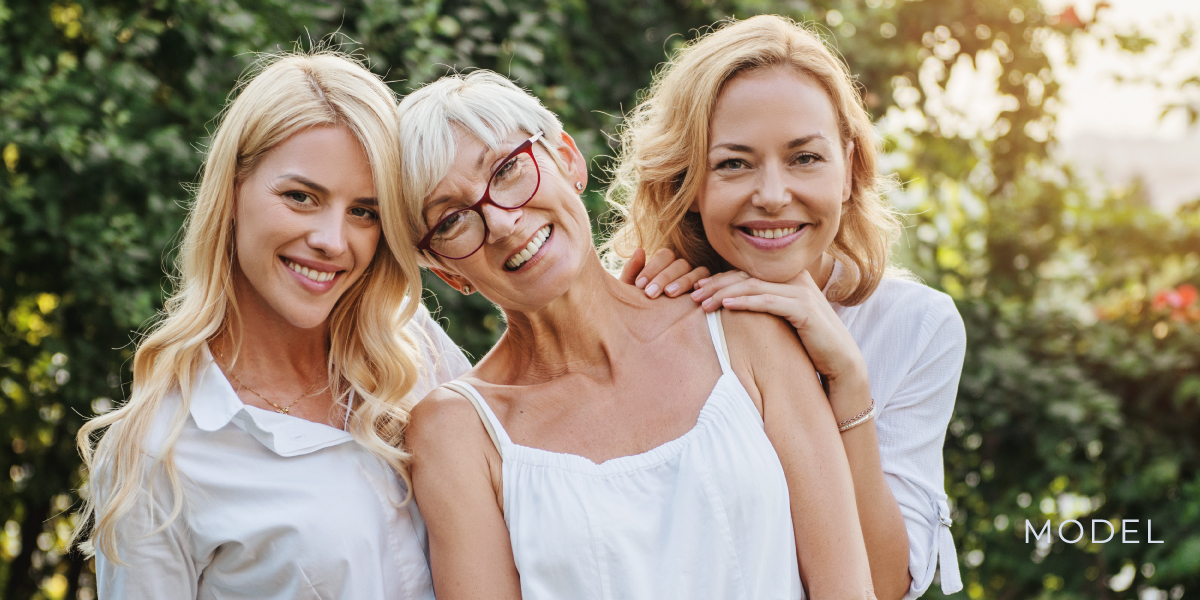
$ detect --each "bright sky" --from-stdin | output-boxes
[1044,0,1200,140]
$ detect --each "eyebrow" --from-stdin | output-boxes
[710,134,830,153]
[277,174,376,205]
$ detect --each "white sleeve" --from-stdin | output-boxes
[410,304,472,395]
[95,463,201,600]
[875,296,966,599]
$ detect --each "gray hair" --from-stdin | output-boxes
[396,70,567,247]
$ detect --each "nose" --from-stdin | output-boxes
[306,210,349,257]
[752,162,790,214]
[481,202,522,244]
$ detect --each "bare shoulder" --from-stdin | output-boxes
[406,385,491,457]
[721,309,808,364]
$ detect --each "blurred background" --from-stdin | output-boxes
[1,0,1198,597]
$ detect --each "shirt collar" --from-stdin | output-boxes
[191,345,355,457]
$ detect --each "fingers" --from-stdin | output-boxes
[663,266,712,298]
[643,259,697,298]
[690,270,752,303]
[632,248,679,291]
[698,278,801,315]
[618,248,647,286]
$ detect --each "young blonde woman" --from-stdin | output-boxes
[398,70,875,600]
[606,15,966,600]
[74,52,470,599]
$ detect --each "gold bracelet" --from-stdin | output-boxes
[838,400,876,432]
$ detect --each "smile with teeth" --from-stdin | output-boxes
[285,259,338,283]
[745,226,801,239]
[505,225,552,270]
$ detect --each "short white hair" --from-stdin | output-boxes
[396,70,567,244]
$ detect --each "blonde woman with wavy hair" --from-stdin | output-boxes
[606,15,966,600]
[74,51,469,599]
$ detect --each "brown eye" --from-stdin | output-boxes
[284,191,314,204]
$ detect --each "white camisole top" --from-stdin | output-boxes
[443,311,804,600]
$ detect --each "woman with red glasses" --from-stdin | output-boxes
[397,70,876,600]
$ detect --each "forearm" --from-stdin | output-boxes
[830,377,911,600]
[765,402,875,600]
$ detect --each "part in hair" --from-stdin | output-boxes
[603,15,905,305]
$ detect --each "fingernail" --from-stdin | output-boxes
[635,277,647,289]
[645,283,660,297]
[702,297,712,308]
[666,283,679,295]
[697,278,710,287]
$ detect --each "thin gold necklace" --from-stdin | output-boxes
[217,352,329,415]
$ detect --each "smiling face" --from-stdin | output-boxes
[233,124,381,330]
[422,128,592,313]
[693,66,853,283]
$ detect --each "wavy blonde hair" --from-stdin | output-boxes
[604,15,902,305]
[74,51,426,562]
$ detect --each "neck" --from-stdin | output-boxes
[809,252,837,291]
[488,253,654,384]
[210,269,330,385]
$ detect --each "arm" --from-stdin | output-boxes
[696,271,910,600]
[94,461,202,599]
[407,388,521,600]
[878,301,966,600]
[724,310,875,600]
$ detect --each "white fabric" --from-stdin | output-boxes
[442,311,804,600]
[824,265,967,598]
[95,305,471,600]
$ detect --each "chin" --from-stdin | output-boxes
[274,300,338,330]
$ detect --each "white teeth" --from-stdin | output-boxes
[506,225,553,270]
[748,226,800,240]
[286,260,337,283]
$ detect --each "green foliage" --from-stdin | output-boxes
[1,0,1197,598]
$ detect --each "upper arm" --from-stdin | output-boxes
[877,298,966,597]
[722,310,824,420]
[407,388,520,600]
[723,311,874,599]
[94,460,201,600]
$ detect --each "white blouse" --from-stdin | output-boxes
[825,266,966,598]
[95,306,471,600]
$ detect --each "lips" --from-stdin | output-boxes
[735,222,808,250]
[505,224,552,271]
[745,226,800,239]
[284,259,337,282]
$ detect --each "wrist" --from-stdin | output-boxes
[827,364,872,422]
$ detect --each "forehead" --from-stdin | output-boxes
[422,127,518,210]
[256,125,376,195]
[709,67,839,144]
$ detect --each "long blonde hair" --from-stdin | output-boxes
[74,51,426,561]
[604,15,902,305]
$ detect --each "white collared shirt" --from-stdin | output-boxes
[96,306,470,600]
[825,266,967,599]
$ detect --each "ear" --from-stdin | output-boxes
[430,267,472,295]
[842,139,855,204]
[556,131,589,191]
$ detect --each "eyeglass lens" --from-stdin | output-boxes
[426,148,539,259]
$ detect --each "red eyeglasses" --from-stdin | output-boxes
[417,132,544,260]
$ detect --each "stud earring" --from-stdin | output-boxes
[462,284,472,295]
[575,182,584,191]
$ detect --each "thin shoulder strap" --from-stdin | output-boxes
[706,310,733,374]
[442,380,508,454]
